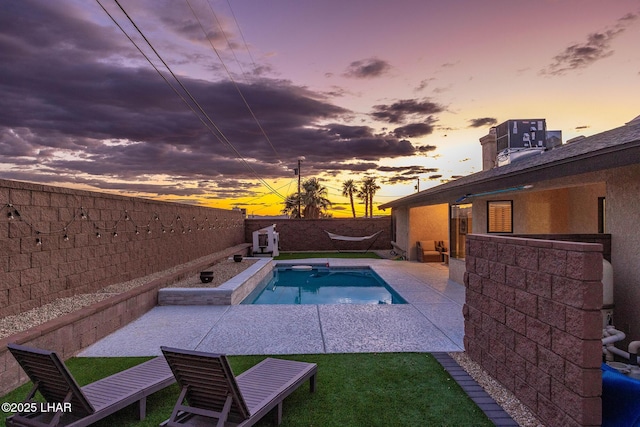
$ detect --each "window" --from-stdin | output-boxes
[487,200,513,233]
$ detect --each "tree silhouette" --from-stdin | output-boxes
[282,178,332,219]
[358,176,380,217]
[363,176,380,218]
[342,179,357,218]
[282,193,302,218]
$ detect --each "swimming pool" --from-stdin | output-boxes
[241,265,406,305]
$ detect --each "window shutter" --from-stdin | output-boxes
[488,201,512,233]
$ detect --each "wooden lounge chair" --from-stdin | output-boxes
[6,343,176,427]
[160,346,317,427]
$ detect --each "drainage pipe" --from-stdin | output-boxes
[604,343,630,361]
[602,327,626,345]
[629,341,640,365]
[602,327,627,362]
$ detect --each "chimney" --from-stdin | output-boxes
[479,127,497,171]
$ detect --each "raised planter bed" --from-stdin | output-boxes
[157,258,273,305]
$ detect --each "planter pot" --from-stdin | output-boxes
[200,271,214,283]
[234,254,243,263]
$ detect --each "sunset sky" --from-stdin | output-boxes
[1,0,639,217]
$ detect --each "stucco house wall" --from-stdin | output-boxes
[392,206,410,257]
[408,203,449,260]
[472,183,605,235]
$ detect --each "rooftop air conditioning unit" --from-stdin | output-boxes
[495,119,547,166]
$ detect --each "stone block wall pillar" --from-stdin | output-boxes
[464,234,603,427]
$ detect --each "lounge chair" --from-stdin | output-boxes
[6,343,176,427]
[160,346,317,427]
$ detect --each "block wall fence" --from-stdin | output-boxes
[245,217,392,252]
[464,234,604,427]
[1,179,245,318]
[0,179,247,395]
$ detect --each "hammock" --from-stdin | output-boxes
[324,230,383,253]
[324,230,383,241]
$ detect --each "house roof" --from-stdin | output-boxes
[380,117,640,209]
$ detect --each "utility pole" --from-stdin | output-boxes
[295,157,304,218]
[415,178,420,192]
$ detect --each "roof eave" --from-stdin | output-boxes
[379,139,640,210]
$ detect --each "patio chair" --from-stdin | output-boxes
[6,343,176,427]
[417,240,442,262]
[160,346,317,427]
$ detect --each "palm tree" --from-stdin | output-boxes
[341,179,357,218]
[363,176,380,218]
[282,193,302,218]
[283,178,332,219]
[357,182,369,218]
[301,178,332,219]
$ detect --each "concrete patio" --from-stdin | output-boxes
[80,259,465,357]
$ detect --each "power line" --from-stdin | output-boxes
[238,178,296,205]
[225,0,258,72]
[98,0,285,200]
[188,0,281,159]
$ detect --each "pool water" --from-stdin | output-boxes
[242,265,406,305]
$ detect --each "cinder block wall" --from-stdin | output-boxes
[0,179,245,318]
[464,234,603,427]
[0,243,248,396]
[245,218,391,252]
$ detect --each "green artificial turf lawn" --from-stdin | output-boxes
[275,252,382,260]
[1,353,492,427]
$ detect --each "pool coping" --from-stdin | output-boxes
[157,258,413,306]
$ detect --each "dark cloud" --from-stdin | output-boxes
[542,13,638,76]
[393,122,436,138]
[0,1,426,199]
[377,166,438,174]
[343,58,392,78]
[312,161,378,173]
[468,117,498,128]
[383,175,418,184]
[371,99,445,124]
[377,165,440,184]
[416,145,437,154]
[414,78,434,92]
